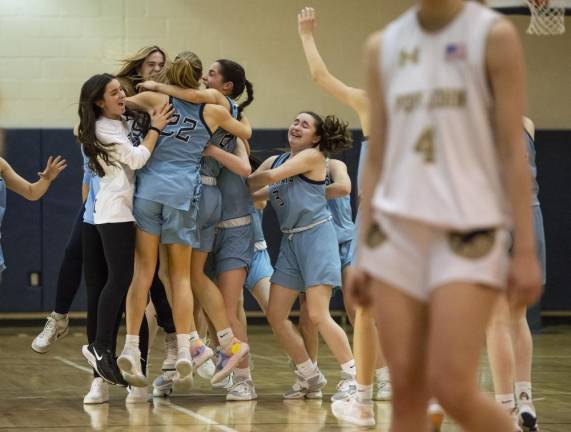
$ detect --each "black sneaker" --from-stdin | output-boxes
[82,343,127,387]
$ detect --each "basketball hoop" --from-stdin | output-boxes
[525,0,566,35]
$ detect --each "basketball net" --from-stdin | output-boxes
[525,0,566,35]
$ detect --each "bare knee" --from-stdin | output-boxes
[267,304,288,330]
[429,368,474,418]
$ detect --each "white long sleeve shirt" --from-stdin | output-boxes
[92,116,151,224]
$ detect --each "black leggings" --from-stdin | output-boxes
[82,222,149,375]
[54,205,84,315]
[54,205,176,337]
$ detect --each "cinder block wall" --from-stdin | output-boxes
[0,0,569,129]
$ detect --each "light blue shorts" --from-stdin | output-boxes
[533,205,546,285]
[271,221,341,292]
[245,248,273,292]
[133,197,199,246]
[196,185,222,253]
[209,223,255,275]
[339,239,353,270]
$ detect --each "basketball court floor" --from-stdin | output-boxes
[1,324,570,431]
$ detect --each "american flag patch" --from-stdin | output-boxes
[445,43,466,61]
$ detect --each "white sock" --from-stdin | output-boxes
[177,333,190,352]
[53,312,67,321]
[340,359,356,377]
[217,328,234,348]
[313,361,318,368]
[515,381,533,403]
[296,359,317,379]
[235,367,251,379]
[356,383,373,403]
[189,331,200,345]
[125,334,139,349]
[376,367,390,382]
[495,393,516,412]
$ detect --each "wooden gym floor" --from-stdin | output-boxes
[0,324,570,431]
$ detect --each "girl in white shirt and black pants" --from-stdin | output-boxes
[77,73,172,392]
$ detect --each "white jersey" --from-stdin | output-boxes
[374,2,509,230]
[92,116,151,224]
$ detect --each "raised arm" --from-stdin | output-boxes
[203,138,252,177]
[0,156,66,201]
[298,7,369,133]
[137,81,230,110]
[248,148,323,190]
[326,159,351,199]
[126,91,168,113]
[205,104,252,140]
[358,32,386,257]
[487,19,540,306]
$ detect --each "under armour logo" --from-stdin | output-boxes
[399,47,419,67]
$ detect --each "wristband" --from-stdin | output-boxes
[149,126,162,136]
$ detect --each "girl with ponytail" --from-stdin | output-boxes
[138,59,260,400]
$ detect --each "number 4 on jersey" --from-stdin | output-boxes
[414,127,435,163]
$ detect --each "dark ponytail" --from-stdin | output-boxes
[77,73,118,177]
[303,111,353,156]
[216,59,254,119]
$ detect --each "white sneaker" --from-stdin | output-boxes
[331,396,375,427]
[117,345,147,387]
[174,349,193,392]
[31,312,69,354]
[126,385,149,404]
[196,359,215,380]
[212,372,233,390]
[331,372,356,401]
[83,377,109,404]
[226,376,258,401]
[374,378,392,401]
[152,369,176,397]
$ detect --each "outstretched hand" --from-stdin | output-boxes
[150,103,175,131]
[38,156,67,182]
[298,6,317,37]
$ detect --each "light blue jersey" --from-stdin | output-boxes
[135,96,212,211]
[0,177,6,272]
[82,151,100,226]
[268,152,332,231]
[325,166,354,244]
[525,131,540,207]
[217,99,254,220]
[202,97,238,178]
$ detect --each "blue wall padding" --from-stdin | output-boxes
[0,128,569,313]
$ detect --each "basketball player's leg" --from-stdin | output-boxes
[33,206,84,353]
[305,285,354,365]
[486,295,518,418]
[191,250,233,331]
[428,283,513,431]
[298,294,319,363]
[266,283,310,365]
[372,278,429,432]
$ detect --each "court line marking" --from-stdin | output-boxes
[55,355,93,373]
[55,356,238,432]
[250,353,286,362]
[167,402,238,432]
